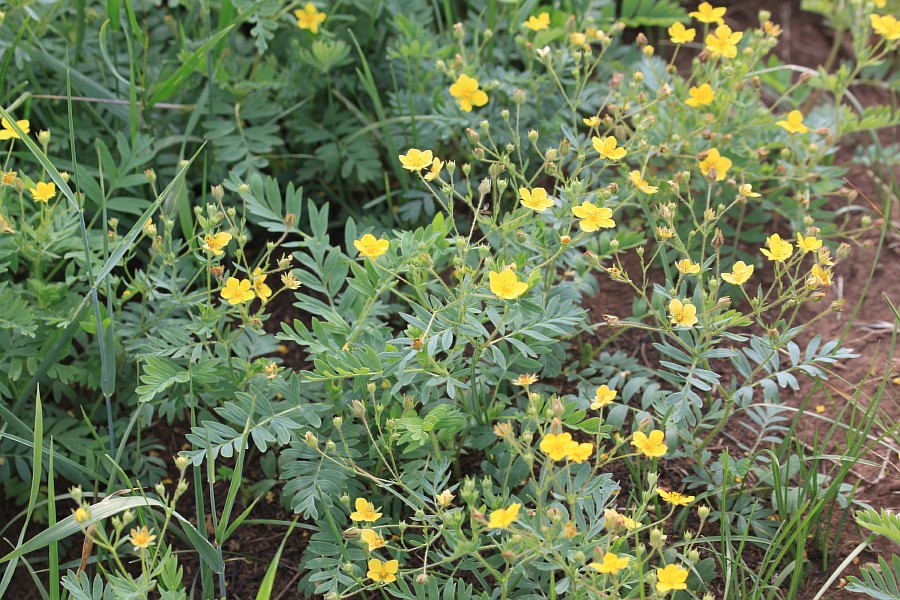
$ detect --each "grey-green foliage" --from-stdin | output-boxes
[847,510,900,599]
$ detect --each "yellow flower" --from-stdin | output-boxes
[685,83,715,108]
[281,271,301,290]
[264,362,280,379]
[512,373,539,386]
[367,558,399,583]
[488,503,521,529]
[658,489,695,506]
[562,521,577,538]
[0,117,30,140]
[567,442,593,464]
[809,264,833,287]
[423,158,443,181]
[252,268,272,302]
[738,183,760,198]
[592,136,627,161]
[721,261,754,285]
[489,269,528,300]
[776,110,809,134]
[350,497,382,523]
[202,231,232,256]
[632,430,668,458]
[399,148,433,171]
[699,148,732,181]
[590,552,630,575]
[1,170,16,186]
[570,32,587,46]
[669,299,698,328]
[583,115,600,127]
[360,528,386,551]
[705,25,743,59]
[873,0,886,7]
[294,3,326,34]
[676,259,701,275]
[129,526,157,552]
[449,74,489,112]
[871,14,900,40]
[30,181,57,203]
[629,170,658,194]
[656,564,689,593]
[540,432,574,461]
[591,385,617,409]
[354,233,390,258]
[689,2,726,25]
[656,226,675,239]
[668,22,696,44]
[524,12,550,31]
[74,507,89,523]
[519,187,555,212]
[815,404,826,414]
[572,201,616,231]
[763,21,783,36]
[796,233,822,253]
[760,233,793,262]
[220,278,255,305]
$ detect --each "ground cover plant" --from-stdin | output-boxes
[0,0,898,598]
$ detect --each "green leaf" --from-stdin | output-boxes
[148,25,235,106]
[620,0,688,27]
[255,520,297,600]
[0,495,224,573]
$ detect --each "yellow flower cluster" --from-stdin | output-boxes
[540,432,593,464]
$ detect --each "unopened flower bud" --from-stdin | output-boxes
[513,89,526,105]
[211,185,224,202]
[528,129,539,142]
[635,32,648,47]
[304,431,318,448]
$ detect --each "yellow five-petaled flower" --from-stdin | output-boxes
[572,201,616,231]
[488,503,521,529]
[656,564,689,593]
[659,489,695,506]
[367,558,399,583]
[202,231,232,256]
[776,110,809,134]
[489,269,528,300]
[129,526,157,552]
[668,22,696,44]
[669,299,698,328]
[629,171,658,194]
[30,181,57,203]
[350,497,383,523]
[592,136,627,161]
[592,385,617,409]
[449,74,489,112]
[354,233,390,259]
[590,552,630,575]
[699,148,732,181]
[540,432,574,461]
[796,232,822,253]
[294,3,326,34]
[360,528,386,551]
[871,14,900,41]
[398,148,433,171]
[685,84,715,107]
[705,25,743,59]
[676,259,701,275]
[252,267,272,302]
[0,117,30,140]
[221,278,255,305]
[519,187,555,212]
[689,2,726,25]
[760,233,793,262]
[524,12,550,31]
[722,261,754,286]
[632,429,668,458]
